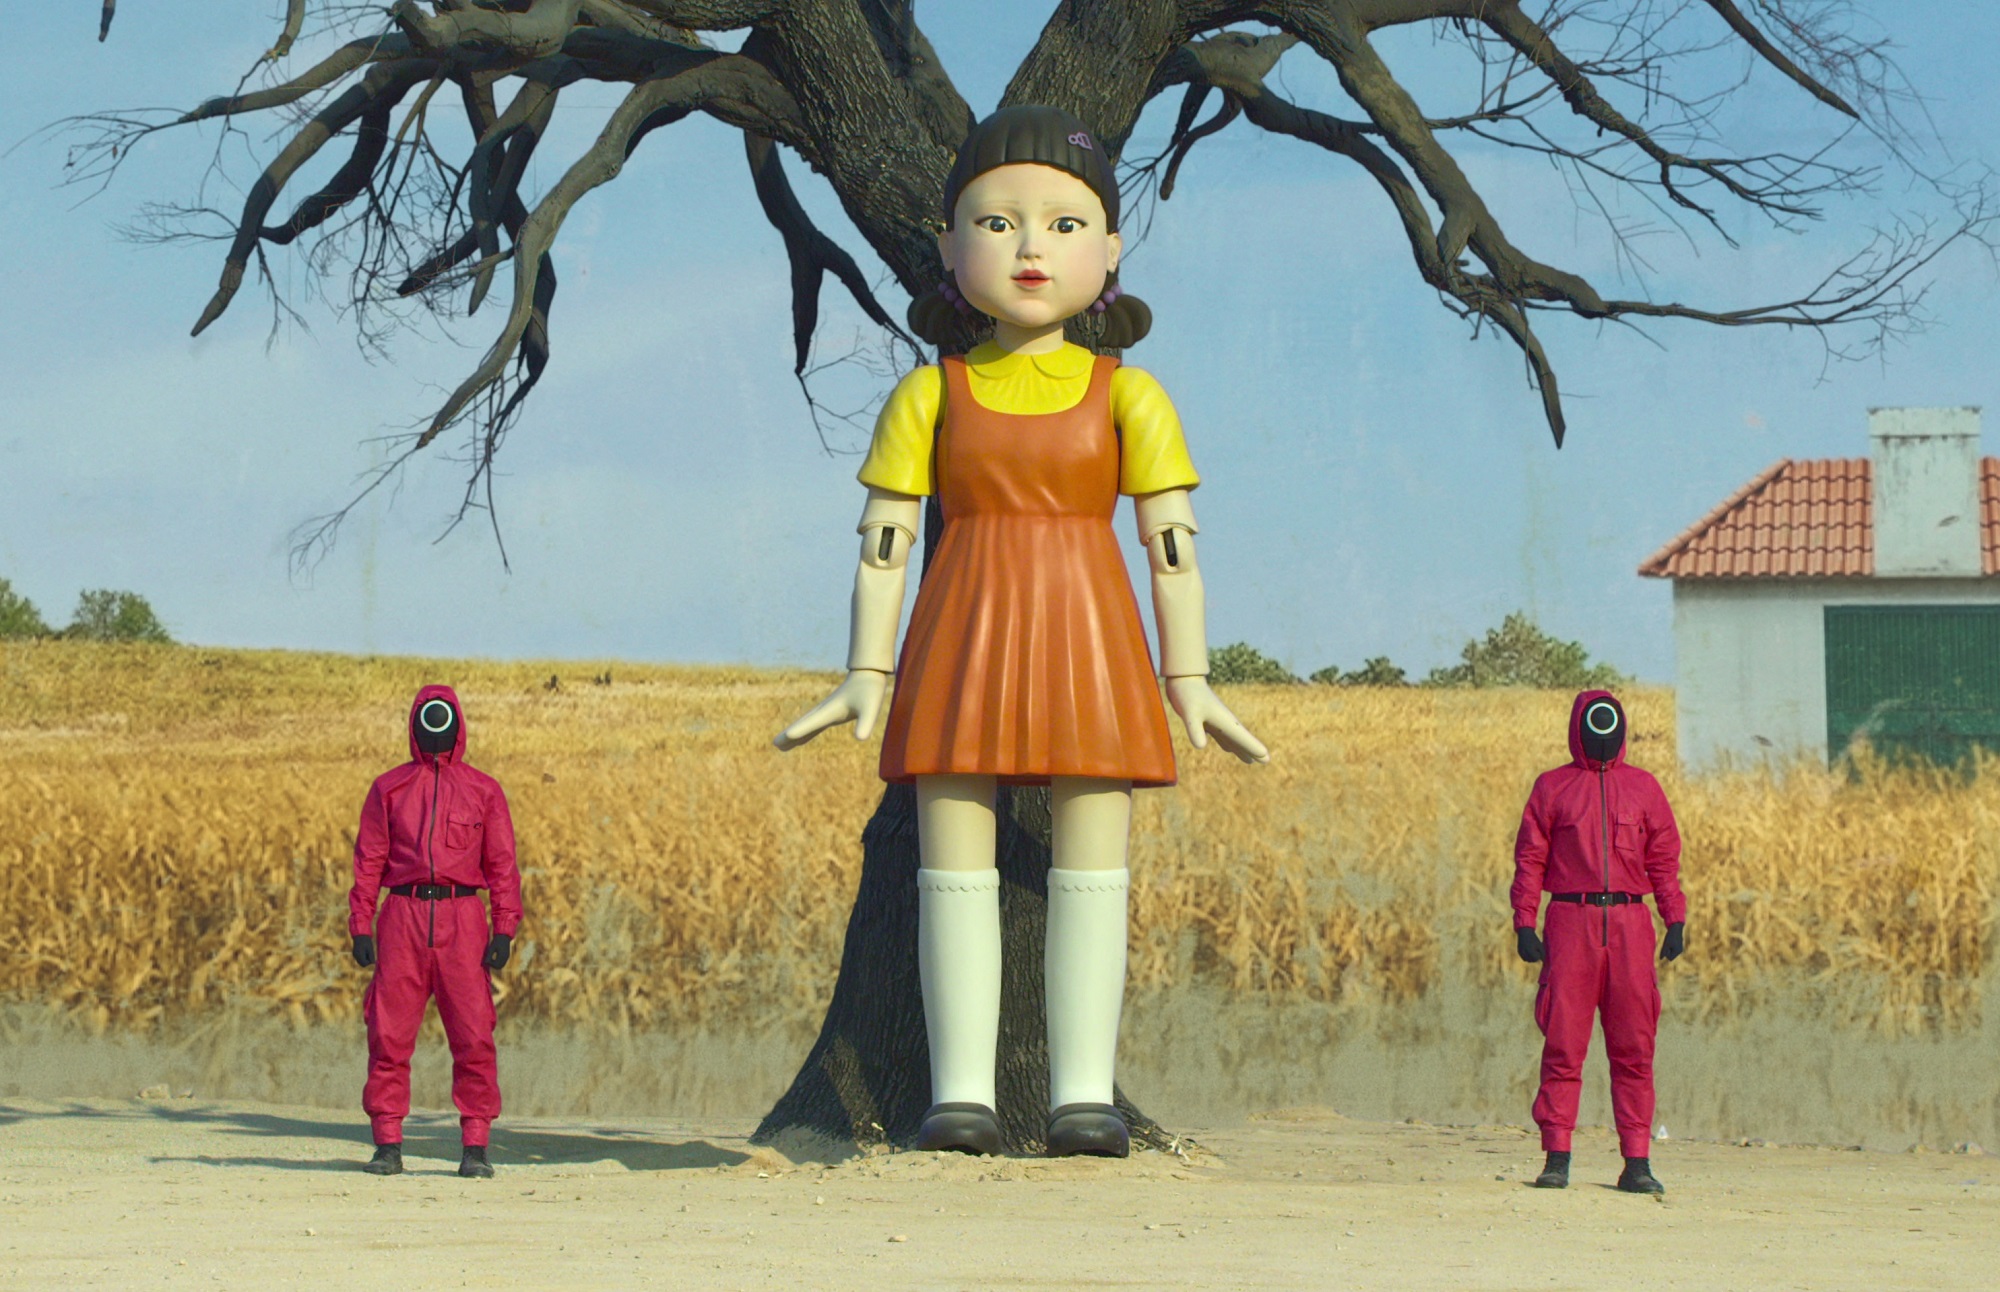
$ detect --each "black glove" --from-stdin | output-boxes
[1515,927,1545,963]
[482,934,513,971]
[1660,922,1685,962]
[351,934,376,968]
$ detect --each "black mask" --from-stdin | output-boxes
[1579,696,1624,764]
[414,697,459,756]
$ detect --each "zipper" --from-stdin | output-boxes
[425,759,441,949]
[1597,767,1610,948]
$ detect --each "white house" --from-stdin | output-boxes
[1639,407,2000,770]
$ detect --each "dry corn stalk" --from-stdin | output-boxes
[1,642,1993,1033]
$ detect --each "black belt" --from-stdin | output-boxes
[388,883,480,900]
[1551,891,1643,907]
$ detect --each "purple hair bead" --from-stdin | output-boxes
[1088,282,1122,315]
[939,279,975,316]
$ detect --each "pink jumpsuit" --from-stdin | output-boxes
[349,685,522,1147]
[1511,690,1686,1159]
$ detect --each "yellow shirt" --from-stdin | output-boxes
[856,341,1200,498]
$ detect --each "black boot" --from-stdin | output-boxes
[1616,1156,1664,1194]
[915,1103,1003,1156]
[362,1143,403,1176]
[1045,1103,1129,1159]
[1531,1150,1570,1188]
[458,1144,494,1178]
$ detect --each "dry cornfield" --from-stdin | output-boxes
[2,641,1994,1035]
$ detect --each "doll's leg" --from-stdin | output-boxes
[914,774,1003,1152]
[1044,776,1133,1156]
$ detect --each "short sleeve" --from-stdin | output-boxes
[857,365,942,497]
[1111,367,1200,496]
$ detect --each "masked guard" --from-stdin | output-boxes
[1511,690,1686,1194]
[348,685,522,1178]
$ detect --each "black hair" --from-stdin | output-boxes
[908,105,1151,350]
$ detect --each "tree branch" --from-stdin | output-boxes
[178,34,419,125]
[270,0,310,62]
[1698,0,1857,118]
[1157,5,1983,446]
[1479,0,1821,225]
[261,95,396,247]
[420,52,801,447]
[745,131,919,375]
[191,62,438,336]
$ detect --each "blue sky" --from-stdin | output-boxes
[3,3,1996,681]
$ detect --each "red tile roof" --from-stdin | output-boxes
[1639,458,2000,578]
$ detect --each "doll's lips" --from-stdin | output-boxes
[1012,271,1050,285]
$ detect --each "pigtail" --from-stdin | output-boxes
[1091,270,1152,350]
[906,286,961,348]
[908,271,990,350]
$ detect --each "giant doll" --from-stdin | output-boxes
[777,106,1267,1158]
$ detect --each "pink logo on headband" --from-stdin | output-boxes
[1068,131,1093,150]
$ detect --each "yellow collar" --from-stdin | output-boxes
[965,341,1096,380]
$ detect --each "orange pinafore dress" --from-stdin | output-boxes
[878,353,1177,788]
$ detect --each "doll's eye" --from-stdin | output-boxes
[1052,217,1085,234]
[976,216,1012,233]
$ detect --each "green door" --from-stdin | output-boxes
[1825,605,2000,766]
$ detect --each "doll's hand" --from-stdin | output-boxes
[1164,676,1270,764]
[773,669,890,750]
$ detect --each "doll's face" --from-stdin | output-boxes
[939,163,1122,334]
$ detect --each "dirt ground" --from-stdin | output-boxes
[2,1098,1995,1290]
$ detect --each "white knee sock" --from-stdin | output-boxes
[1045,867,1129,1111]
[916,867,1001,1109]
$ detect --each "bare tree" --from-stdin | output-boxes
[75,1,1988,1155]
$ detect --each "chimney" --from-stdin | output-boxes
[1869,406,1982,577]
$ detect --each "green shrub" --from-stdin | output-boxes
[1336,660,1416,688]
[1207,642,1299,684]
[64,590,173,644]
[1421,613,1623,690]
[0,579,50,639]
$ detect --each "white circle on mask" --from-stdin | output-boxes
[1585,701,1620,735]
[419,699,456,733]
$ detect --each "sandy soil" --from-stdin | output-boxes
[2,1099,1996,1290]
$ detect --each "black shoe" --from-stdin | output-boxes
[362,1143,403,1176]
[1616,1157,1664,1194]
[1531,1150,1570,1189]
[458,1144,494,1179]
[1045,1103,1129,1159]
[915,1102,1003,1155]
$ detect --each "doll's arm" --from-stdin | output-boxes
[774,488,922,750]
[1135,490,1269,765]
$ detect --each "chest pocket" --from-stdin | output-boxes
[446,815,483,853]
[1611,812,1646,858]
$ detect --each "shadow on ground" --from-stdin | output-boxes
[0,1099,750,1174]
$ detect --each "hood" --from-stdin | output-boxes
[408,683,466,765]
[1567,689,1626,770]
